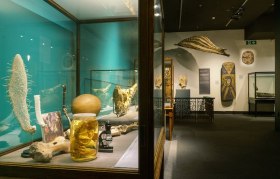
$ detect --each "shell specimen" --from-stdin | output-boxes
[176,36,230,57]
[8,54,36,133]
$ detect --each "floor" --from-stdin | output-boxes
[164,114,280,179]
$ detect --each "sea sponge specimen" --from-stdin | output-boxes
[8,54,36,134]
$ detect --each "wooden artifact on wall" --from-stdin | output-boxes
[178,75,187,89]
[113,83,137,117]
[241,50,254,65]
[164,57,174,105]
[221,62,236,101]
[175,36,230,57]
[199,68,210,94]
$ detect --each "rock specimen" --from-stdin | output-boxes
[113,83,137,117]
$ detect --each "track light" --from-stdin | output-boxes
[226,0,248,27]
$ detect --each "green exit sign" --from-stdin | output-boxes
[246,40,257,45]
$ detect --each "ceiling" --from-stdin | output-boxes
[162,0,275,39]
[47,0,274,39]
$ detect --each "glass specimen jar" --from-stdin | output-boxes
[70,113,98,162]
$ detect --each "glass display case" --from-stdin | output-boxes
[153,0,165,177]
[89,69,138,114]
[0,0,164,178]
[248,72,275,116]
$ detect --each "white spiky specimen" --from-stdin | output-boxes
[8,54,36,133]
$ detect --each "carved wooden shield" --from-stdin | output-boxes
[221,62,236,101]
[241,50,254,65]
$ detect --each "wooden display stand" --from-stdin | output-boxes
[165,106,174,140]
[164,57,174,140]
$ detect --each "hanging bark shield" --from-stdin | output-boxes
[175,36,230,57]
[221,62,236,101]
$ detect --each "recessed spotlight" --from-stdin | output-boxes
[155,13,160,17]
[212,16,216,20]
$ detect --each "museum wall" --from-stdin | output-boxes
[164,29,275,111]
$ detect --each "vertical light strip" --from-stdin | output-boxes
[179,0,183,30]
[241,0,249,7]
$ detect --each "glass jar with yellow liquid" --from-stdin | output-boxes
[70,113,98,162]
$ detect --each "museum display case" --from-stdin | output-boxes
[0,0,164,178]
[153,0,165,176]
[248,72,275,116]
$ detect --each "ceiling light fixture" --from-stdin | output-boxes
[226,0,248,27]
[178,0,184,30]
[154,13,160,17]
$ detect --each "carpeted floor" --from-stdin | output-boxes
[164,114,280,179]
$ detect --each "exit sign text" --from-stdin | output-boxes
[246,40,257,45]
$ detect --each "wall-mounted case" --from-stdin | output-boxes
[248,72,275,116]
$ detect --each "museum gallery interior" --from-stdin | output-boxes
[0,0,279,178]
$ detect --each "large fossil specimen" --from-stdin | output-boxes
[111,122,138,137]
[29,136,70,162]
[176,36,230,57]
[113,83,137,117]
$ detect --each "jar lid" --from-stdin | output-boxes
[73,113,96,117]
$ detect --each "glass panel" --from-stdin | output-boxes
[79,20,139,169]
[52,0,138,20]
[248,73,255,98]
[256,73,275,98]
[0,0,76,153]
[153,0,164,148]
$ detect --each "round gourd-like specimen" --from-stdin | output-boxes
[71,94,101,115]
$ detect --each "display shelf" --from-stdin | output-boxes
[0,130,138,169]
